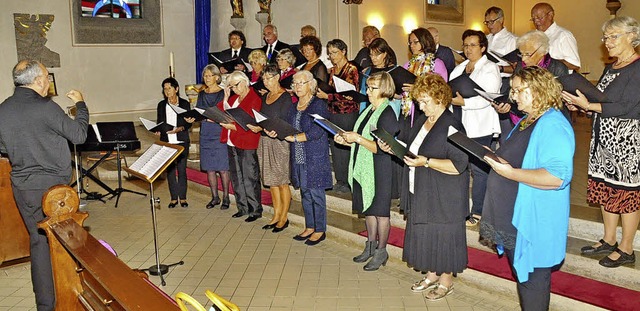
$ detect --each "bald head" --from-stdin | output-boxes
[427,27,440,44]
[531,2,555,32]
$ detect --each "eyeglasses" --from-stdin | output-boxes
[408,40,420,46]
[483,16,502,25]
[291,80,312,87]
[530,11,551,22]
[366,85,380,91]
[517,45,541,58]
[601,32,631,42]
[509,85,529,97]
[229,81,242,89]
[462,43,480,49]
[262,74,277,81]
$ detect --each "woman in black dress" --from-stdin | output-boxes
[381,73,469,300]
[156,77,192,208]
[299,35,328,84]
[334,71,399,271]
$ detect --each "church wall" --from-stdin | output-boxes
[0,0,196,122]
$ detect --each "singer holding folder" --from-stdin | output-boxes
[157,77,191,208]
[334,71,398,271]
[481,67,574,310]
[562,16,640,269]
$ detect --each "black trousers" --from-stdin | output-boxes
[228,146,262,216]
[167,143,189,200]
[13,182,67,311]
[328,111,359,185]
[505,248,553,311]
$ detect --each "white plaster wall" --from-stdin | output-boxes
[0,0,196,122]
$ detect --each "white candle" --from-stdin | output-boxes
[169,52,175,77]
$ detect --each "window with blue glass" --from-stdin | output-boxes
[81,0,142,19]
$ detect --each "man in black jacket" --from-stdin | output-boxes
[0,60,89,311]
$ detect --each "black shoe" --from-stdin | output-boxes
[293,233,312,241]
[581,239,618,255]
[206,197,221,209]
[599,248,636,268]
[262,223,277,230]
[220,197,230,210]
[180,200,189,208]
[305,233,326,246]
[168,201,178,208]
[245,215,262,222]
[272,220,289,233]
[232,211,245,218]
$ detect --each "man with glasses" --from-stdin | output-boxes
[484,6,517,75]
[352,26,383,71]
[530,2,580,72]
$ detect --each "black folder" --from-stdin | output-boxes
[487,49,520,65]
[139,118,174,134]
[252,109,298,139]
[209,53,246,72]
[449,74,483,98]
[250,79,268,94]
[225,107,256,131]
[447,126,499,163]
[558,72,609,103]
[170,104,205,122]
[311,113,345,136]
[370,125,417,159]
[316,78,335,94]
[388,66,417,95]
[201,106,234,125]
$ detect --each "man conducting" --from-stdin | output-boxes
[0,60,89,310]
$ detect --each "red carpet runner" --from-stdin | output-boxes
[359,227,640,311]
[186,168,272,205]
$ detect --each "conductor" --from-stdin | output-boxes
[0,60,89,310]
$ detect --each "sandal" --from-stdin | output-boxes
[465,215,481,227]
[411,277,438,293]
[425,283,454,301]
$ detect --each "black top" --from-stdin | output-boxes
[307,61,329,84]
[435,45,456,75]
[353,47,372,71]
[260,92,294,137]
[480,120,536,249]
[156,97,192,144]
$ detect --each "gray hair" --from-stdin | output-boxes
[485,6,504,19]
[13,60,44,86]
[265,24,278,35]
[516,30,550,55]
[293,70,317,95]
[202,64,221,84]
[603,16,640,47]
[227,70,250,86]
[276,48,296,67]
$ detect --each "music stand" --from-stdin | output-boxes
[124,141,185,286]
[70,125,113,202]
[96,122,147,207]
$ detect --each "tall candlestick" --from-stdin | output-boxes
[169,52,175,77]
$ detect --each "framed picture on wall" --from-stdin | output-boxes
[47,73,58,97]
[69,0,163,45]
[425,0,464,24]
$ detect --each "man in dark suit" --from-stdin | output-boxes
[209,30,252,74]
[428,27,457,75]
[260,24,291,64]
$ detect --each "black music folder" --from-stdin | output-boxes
[487,49,520,65]
[447,126,499,163]
[316,78,335,94]
[225,107,256,131]
[250,79,268,94]
[201,106,234,124]
[311,114,345,136]
[139,117,174,134]
[332,76,368,102]
[170,105,205,122]
[252,109,298,139]
[370,125,417,159]
[209,53,246,72]
[97,121,138,142]
[474,88,511,104]
[449,74,483,98]
[388,66,416,95]
[558,72,609,103]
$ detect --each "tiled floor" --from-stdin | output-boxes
[1,177,524,311]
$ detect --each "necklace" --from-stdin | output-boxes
[519,113,540,131]
[614,52,638,67]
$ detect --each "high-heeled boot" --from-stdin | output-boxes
[363,248,388,271]
[353,241,377,263]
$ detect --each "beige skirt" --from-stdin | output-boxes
[257,136,291,187]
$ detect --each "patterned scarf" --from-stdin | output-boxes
[348,99,390,212]
[402,53,436,126]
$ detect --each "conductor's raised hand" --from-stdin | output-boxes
[66,90,84,103]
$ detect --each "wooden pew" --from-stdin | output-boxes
[0,157,30,265]
[38,185,180,310]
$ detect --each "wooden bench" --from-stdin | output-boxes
[38,185,180,310]
[0,157,30,266]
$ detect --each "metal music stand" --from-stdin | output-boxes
[96,122,147,207]
[124,141,185,286]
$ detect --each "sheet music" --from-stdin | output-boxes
[129,144,178,179]
[487,50,510,66]
[242,59,253,72]
[170,104,187,114]
[252,109,267,123]
[91,124,102,142]
[139,117,159,131]
[332,76,356,92]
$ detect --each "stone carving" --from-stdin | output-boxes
[13,13,60,68]
[258,0,272,23]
